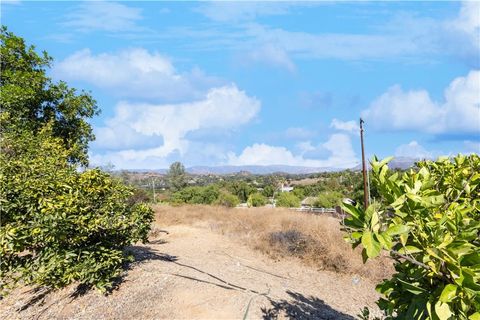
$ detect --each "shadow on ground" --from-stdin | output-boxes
[262,290,355,320]
[127,245,178,263]
[12,244,175,313]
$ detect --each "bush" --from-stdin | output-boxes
[0,127,154,294]
[170,185,220,205]
[247,192,267,207]
[314,191,343,208]
[342,155,480,319]
[276,192,301,208]
[214,192,240,207]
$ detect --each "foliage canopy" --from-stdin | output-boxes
[342,155,480,319]
[0,126,154,293]
[0,26,98,165]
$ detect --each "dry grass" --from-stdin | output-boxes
[152,204,393,283]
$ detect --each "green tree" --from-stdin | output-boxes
[342,155,480,319]
[276,192,301,208]
[247,192,267,207]
[228,181,255,203]
[170,185,219,205]
[0,125,153,293]
[262,184,276,198]
[314,191,343,208]
[0,26,98,165]
[214,192,240,207]
[167,161,187,192]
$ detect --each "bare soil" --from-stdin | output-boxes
[0,206,387,319]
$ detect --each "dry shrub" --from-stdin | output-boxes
[153,204,393,282]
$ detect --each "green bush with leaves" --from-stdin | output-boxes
[0,125,154,293]
[276,192,301,208]
[214,192,240,208]
[342,155,480,319]
[247,192,267,207]
[170,185,220,205]
[314,191,343,208]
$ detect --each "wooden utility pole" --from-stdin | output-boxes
[151,177,156,203]
[360,118,369,209]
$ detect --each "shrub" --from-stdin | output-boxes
[342,155,480,319]
[268,230,311,256]
[171,185,220,205]
[276,192,301,208]
[214,192,240,207]
[247,192,267,207]
[0,127,154,294]
[314,191,343,208]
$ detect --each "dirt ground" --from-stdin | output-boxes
[1,219,384,319]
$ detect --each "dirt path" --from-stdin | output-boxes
[1,225,382,319]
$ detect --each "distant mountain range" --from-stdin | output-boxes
[127,157,419,175]
[351,157,420,171]
[187,165,341,175]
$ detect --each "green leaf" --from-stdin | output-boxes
[469,312,480,320]
[377,233,392,250]
[385,224,409,236]
[361,231,381,258]
[435,301,453,320]
[398,245,422,254]
[439,284,457,303]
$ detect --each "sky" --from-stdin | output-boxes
[2,1,479,169]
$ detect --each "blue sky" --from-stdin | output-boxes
[2,1,479,169]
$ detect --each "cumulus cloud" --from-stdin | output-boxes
[54,48,220,101]
[330,119,359,135]
[91,85,260,169]
[362,70,480,134]
[448,1,480,50]
[395,141,433,159]
[228,134,358,168]
[63,1,143,32]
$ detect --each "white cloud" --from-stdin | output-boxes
[64,1,143,32]
[362,70,480,134]
[243,43,296,72]
[395,141,433,159]
[196,2,295,22]
[54,48,220,101]
[91,85,260,169]
[448,1,480,48]
[185,2,479,67]
[285,127,315,139]
[228,134,358,168]
[330,119,359,135]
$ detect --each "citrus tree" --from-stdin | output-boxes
[342,155,480,319]
[0,26,98,166]
[0,124,154,293]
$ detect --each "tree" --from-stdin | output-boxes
[342,155,480,319]
[214,192,240,207]
[247,193,267,207]
[262,184,276,198]
[276,192,301,208]
[0,26,98,165]
[167,161,187,192]
[228,181,255,203]
[314,191,343,208]
[0,125,153,293]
